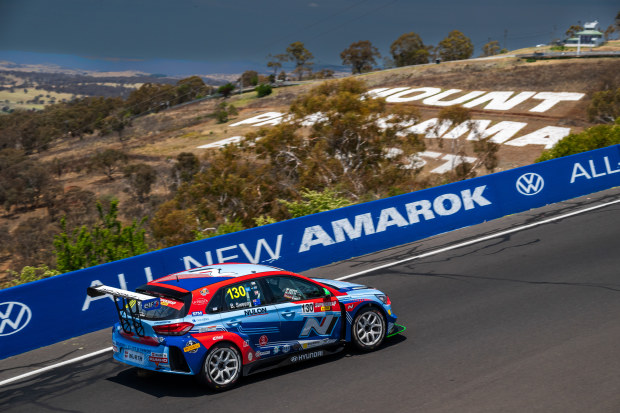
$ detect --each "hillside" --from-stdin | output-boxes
[1,54,619,279]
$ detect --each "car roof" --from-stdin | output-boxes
[150,263,286,292]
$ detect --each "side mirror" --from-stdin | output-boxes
[323,288,332,298]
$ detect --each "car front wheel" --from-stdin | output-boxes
[201,343,242,391]
[351,307,386,351]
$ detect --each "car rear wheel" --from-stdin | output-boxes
[201,343,241,391]
[352,307,385,351]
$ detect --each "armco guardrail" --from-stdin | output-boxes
[1,145,619,359]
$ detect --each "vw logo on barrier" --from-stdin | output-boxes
[0,302,32,336]
[516,172,544,196]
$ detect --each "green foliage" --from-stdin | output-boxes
[54,199,149,273]
[256,83,273,98]
[254,215,277,226]
[438,30,474,61]
[217,83,235,98]
[176,76,211,104]
[151,78,425,247]
[281,189,353,218]
[2,265,61,289]
[340,40,381,74]
[390,32,429,66]
[125,83,176,115]
[536,122,620,162]
[588,88,620,123]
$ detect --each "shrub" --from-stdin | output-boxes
[256,83,272,98]
[536,122,620,162]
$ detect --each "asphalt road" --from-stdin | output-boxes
[1,188,619,412]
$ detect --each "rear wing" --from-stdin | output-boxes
[87,285,161,337]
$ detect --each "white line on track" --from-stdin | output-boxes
[335,198,620,281]
[0,347,112,387]
[2,196,619,387]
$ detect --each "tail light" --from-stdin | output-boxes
[153,322,194,336]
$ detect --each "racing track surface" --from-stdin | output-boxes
[2,188,620,412]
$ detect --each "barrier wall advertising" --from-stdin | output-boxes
[1,145,619,359]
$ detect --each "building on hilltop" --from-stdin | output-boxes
[564,21,604,47]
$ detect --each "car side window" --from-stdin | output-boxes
[207,289,223,314]
[264,276,325,302]
[223,280,264,311]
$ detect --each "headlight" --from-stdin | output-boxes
[375,294,389,305]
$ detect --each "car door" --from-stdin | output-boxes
[215,279,282,360]
[264,276,342,352]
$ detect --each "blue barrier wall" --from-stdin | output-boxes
[1,145,619,359]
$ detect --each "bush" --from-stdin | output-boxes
[281,189,353,218]
[2,265,61,289]
[536,122,620,162]
[217,83,235,98]
[256,83,272,98]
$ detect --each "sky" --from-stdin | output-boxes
[0,0,618,74]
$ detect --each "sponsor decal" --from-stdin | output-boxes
[256,350,270,357]
[320,306,330,312]
[290,350,324,363]
[252,299,262,306]
[112,344,119,353]
[259,335,269,346]
[248,352,253,362]
[273,346,280,354]
[192,311,204,316]
[160,298,184,310]
[200,288,209,296]
[284,288,302,300]
[141,298,160,311]
[149,352,169,365]
[212,335,224,341]
[243,340,250,347]
[192,297,208,306]
[570,156,620,183]
[282,344,291,353]
[516,172,544,196]
[0,302,32,336]
[315,301,337,309]
[300,315,338,337]
[298,185,492,252]
[346,303,357,311]
[184,340,200,353]
[244,307,267,316]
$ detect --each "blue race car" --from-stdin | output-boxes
[87,263,405,391]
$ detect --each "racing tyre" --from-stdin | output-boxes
[201,343,242,391]
[352,307,386,351]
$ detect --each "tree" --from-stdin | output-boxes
[438,30,474,61]
[176,76,210,104]
[565,25,584,38]
[171,152,200,187]
[604,25,615,41]
[283,42,314,80]
[239,70,259,88]
[91,149,128,180]
[123,163,157,202]
[266,53,285,77]
[537,122,620,162]
[587,88,620,123]
[340,40,381,74]
[125,83,176,115]
[217,83,235,98]
[481,40,501,57]
[54,199,149,272]
[389,32,429,66]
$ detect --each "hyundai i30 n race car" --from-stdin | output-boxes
[87,263,405,391]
